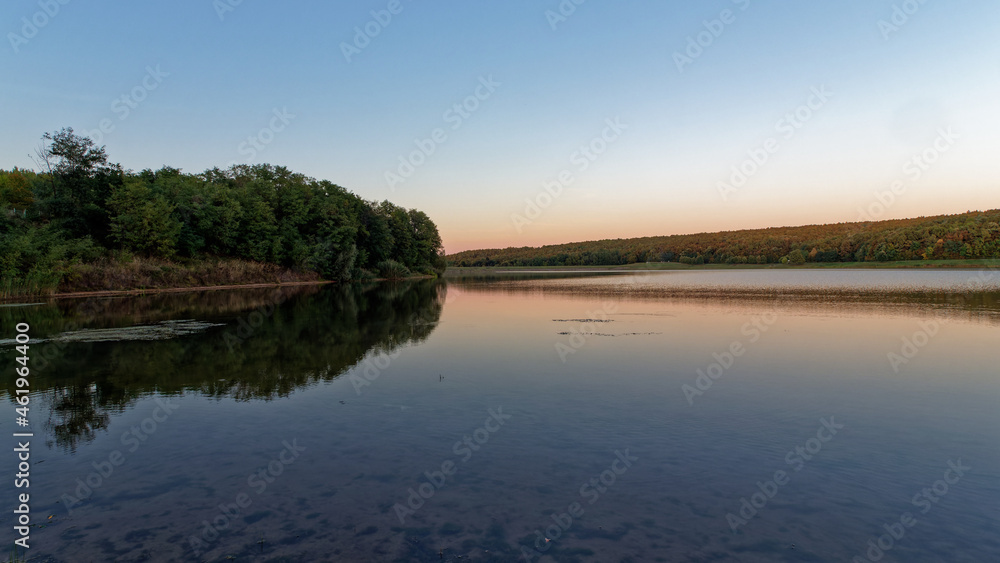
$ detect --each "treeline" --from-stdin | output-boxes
[449,210,1000,267]
[0,128,445,295]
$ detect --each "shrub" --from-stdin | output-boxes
[375,260,410,280]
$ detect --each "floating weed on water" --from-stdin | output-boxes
[556,331,663,337]
[54,319,225,343]
[0,319,225,347]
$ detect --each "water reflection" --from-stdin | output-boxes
[448,271,1000,328]
[1,273,996,562]
[2,280,445,452]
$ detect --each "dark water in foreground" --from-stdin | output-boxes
[1,271,998,562]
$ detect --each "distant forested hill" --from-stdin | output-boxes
[0,128,445,296]
[448,210,1000,267]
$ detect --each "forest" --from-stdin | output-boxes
[448,210,1000,267]
[0,128,445,296]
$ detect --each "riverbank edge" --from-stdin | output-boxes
[0,275,437,303]
[445,259,1000,275]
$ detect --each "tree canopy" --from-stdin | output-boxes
[449,211,1000,267]
[0,129,445,295]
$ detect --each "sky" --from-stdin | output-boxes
[2,0,998,253]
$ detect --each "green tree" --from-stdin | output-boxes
[408,209,443,272]
[0,170,35,209]
[355,200,394,269]
[107,180,181,256]
[39,128,123,242]
[3,128,449,295]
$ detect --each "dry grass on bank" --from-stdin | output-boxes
[58,257,320,294]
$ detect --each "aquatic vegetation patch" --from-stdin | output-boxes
[0,320,223,350]
[556,331,662,337]
[57,320,224,343]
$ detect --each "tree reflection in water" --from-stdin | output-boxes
[1,280,446,452]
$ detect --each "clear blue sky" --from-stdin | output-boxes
[2,0,998,252]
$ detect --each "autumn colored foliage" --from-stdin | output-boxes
[449,210,1000,267]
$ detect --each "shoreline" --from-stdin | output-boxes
[31,280,337,301]
[445,260,1000,275]
[5,263,996,301]
[2,275,438,303]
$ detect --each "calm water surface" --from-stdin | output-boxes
[1,271,998,562]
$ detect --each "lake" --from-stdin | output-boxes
[2,270,998,562]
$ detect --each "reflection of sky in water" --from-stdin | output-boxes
[2,273,998,562]
[522,269,1000,293]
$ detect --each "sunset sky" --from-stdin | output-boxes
[2,0,997,253]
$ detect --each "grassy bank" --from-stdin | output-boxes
[0,256,320,300]
[60,256,323,293]
[0,256,443,300]
[0,253,444,299]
